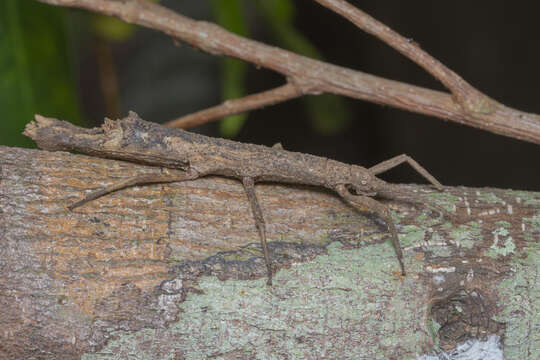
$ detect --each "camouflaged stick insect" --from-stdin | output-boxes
[24,112,444,285]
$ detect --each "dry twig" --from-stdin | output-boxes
[39,0,540,144]
[312,0,489,110]
[166,83,301,129]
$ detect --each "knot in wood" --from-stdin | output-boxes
[430,289,504,351]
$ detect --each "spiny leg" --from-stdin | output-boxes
[370,155,454,223]
[369,154,443,190]
[336,185,406,276]
[242,177,273,286]
[69,170,199,210]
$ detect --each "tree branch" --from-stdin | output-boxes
[1,145,539,358]
[38,0,540,143]
[164,82,301,129]
[312,0,490,111]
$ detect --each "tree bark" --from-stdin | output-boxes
[0,146,538,359]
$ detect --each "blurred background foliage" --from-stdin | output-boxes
[255,0,350,134]
[210,0,249,137]
[0,0,349,145]
[1,0,539,190]
[1,0,83,147]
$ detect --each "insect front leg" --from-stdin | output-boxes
[69,169,199,210]
[242,177,273,286]
[369,154,443,190]
[336,184,406,276]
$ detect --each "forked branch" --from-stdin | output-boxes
[312,0,489,111]
[39,0,540,144]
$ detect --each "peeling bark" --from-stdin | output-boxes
[0,146,538,359]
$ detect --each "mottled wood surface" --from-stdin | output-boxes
[0,146,538,359]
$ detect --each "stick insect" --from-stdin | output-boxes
[24,112,444,285]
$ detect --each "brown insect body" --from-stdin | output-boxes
[109,113,380,193]
[24,112,444,285]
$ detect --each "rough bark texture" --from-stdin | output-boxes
[0,146,538,360]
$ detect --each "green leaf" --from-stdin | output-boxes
[256,0,317,58]
[90,0,160,42]
[91,15,136,42]
[306,95,351,135]
[260,0,294,23]
[219,56,248,137]
[0,0,83,147]
[256,0,351,135]
[210,0,249,137]
[90,0,161,41]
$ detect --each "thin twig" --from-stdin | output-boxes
[312,0,488,111]
[164,83,301,129]
[38,0,540,144]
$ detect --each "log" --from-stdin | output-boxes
[0,145,538,359]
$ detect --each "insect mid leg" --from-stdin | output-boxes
[242,177,273,286]
[336,185,406,276]
[369,154,443,190]
[69,170,199,210]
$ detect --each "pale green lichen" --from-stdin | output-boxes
[494,221,511,228]
[422,231,454,258]
[492,245,539,360]
[497,237,515,257]
[428,248,453,259]
[78,190,539,359]
[493,227,509,237]
[476,193,505,204]
[490,205,539,359]
[486,227,516,259]
[399,225,426,248]
[504,190,540,206]
[82,241,432,360]
[449,222,482,249]
[523,213,540,229]
[415,214,444,228]
[426,315,441,348]
[522,213,540,242]
[424,193,461,213]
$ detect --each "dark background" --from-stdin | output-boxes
[4,1,540,190]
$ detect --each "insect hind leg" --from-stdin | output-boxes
[335,184,406,276]
[242,177,273,286]
[69,170,199,210]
